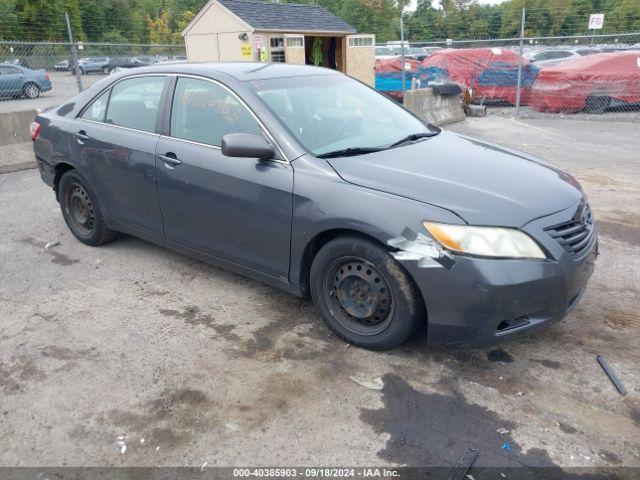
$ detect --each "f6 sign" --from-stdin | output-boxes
[588,14,604,30]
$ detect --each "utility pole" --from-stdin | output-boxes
[65,12,83,93]
[515,7,525,117]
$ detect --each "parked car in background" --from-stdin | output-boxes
[32,63,596,350]
[418,48,539,105]
[71,57,110,75]
[54,60,70,72]
[375,46,399,59]
[532,51,640,113]
[5,58,29,68]
[375,57,421,101]
[526,49,581,67]
[104,56,149,73]
[0,63,52,99]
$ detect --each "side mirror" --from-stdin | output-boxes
[221,133,275,160]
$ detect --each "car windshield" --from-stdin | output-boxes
[252,75,436,156]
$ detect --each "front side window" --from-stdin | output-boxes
[170,77,262,147]
[253,75,433,156]
[105,76,165,132]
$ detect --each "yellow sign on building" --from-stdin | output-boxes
[241,45,253,59]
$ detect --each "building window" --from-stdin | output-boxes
[270,36,285,62]
[286,36,304,48]
[348,36,374,47]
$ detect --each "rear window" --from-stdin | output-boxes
[104,76,165,133]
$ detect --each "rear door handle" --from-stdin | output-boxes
[158,153,182,167]
[74,131,90,141]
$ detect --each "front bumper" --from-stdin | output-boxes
[399,205,598,346]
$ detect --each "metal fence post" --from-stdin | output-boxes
[400,15,406,103]
[65,12,83,93]
[515,7,525,117]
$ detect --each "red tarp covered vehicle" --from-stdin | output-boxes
[417,48,538,105]
[375,57,421,101]
[531,51,640,113]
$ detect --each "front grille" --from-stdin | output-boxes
[545,219,596,258]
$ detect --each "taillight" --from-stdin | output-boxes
[45,74,50,81]
[30,121,41,141]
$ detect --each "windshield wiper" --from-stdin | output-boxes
[387,132,439,149]
[316,146,385,159]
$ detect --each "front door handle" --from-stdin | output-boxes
[74,131,90,141]
[158,153,182,167]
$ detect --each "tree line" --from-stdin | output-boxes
[0,0,638,43]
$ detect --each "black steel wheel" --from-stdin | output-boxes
[58,170,117,246]
[325,257,394,336]
[310,235,424,350]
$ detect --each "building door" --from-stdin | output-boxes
[345,34,376,86]
[284,34,305,65]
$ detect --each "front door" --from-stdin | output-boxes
[156,76,293,279]
[69,75,167,236]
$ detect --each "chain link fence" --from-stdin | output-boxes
[376,30,640,118]
[0,41,185,111]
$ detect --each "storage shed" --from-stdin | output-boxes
[182,0,375,85]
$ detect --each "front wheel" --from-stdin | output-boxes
[310,236,425,350]
[58,171,117,246]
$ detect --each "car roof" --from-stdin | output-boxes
[122,62,340,82]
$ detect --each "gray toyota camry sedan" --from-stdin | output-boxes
[32,63,597,350]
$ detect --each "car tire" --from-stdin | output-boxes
[22,82,40,99]
[58,171,117,246]
[584,95,611,114]
[310,235,424,350]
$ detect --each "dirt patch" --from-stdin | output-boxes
[159,305,216,329]
[0,356,46,394]
[558,422,578,435]
[21,237,80,266]
[602,308,640,330]
[487,349,514,363]
[597,221,640,247]
[359,373,555,468]
[40,345,98,361]
[608,210,640,228]
[529,359,562,370]
[108,388,219,450]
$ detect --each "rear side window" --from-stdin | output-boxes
[170,77,262,146]
[81,89,110,122]
[105,76,165,133]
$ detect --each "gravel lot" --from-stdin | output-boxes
[0,116,639,473]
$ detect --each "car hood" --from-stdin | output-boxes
[326,131,583,227]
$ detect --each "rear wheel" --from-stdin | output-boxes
[310,236,424,350]
[58,171,117,246]
[22,83,40,99]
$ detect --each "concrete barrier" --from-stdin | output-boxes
[404,88,466,126]
[0,109,38,146]
[0,110,38,173]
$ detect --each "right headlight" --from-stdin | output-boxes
[423,222,547,259]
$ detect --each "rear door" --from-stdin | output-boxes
[155,76,293,279]
[68,75,168,236]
